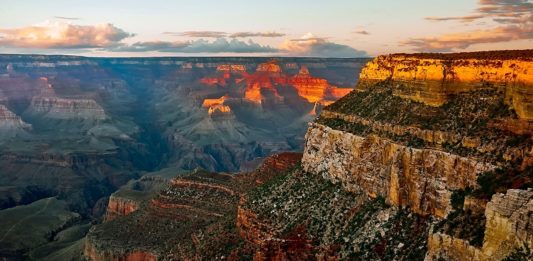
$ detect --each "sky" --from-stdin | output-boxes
[0,0,532,57]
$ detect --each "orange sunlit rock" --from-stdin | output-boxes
[256,62,282,73]
[320,100,335,106]
[202,61,348,105]
[208,104,232,116]
[289,66,329,103]
[216,64,246,72]
[244,83,264,103]
[328,87,352,99]
[358,55,533,120]
[202,95,228,107]
[200,77,226,86]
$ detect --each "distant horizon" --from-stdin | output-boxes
[1,48,532,60]
[2,0,532,57]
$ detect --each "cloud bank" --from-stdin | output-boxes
[0,21,133,49]
[54,16,81,20]
[353,30,370,35]
[0,22,367,57]
[170,31,227,38]
[110,38,278,53]
[279,33,367,57]
[164,31,286,38]
[229,32,285,38]
[404,0,533,51]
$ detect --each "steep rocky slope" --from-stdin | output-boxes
[0,104,31,139]
[84,153,302,260]
[302,50,533,260]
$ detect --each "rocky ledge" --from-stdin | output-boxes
[28,96,106,120]
[84,153,302,260]
[357,52,533,120]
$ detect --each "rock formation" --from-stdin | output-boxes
[28,96,106,120]
[358,54,533,120]
[302,122,495,217]
[216,64,247,73]
[84,153,302,260]
[256,61,282,74]
[104,195,140,221]
[0,104,32,139]
[304,51,533,219]
[426,189,533,261]
[236,61,354,105]
[288,66,330,103]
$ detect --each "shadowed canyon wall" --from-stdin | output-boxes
[0,55,365,259]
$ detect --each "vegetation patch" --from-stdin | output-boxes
[474,165,533,200]
[321,86,531,165]
[246,167,431,260]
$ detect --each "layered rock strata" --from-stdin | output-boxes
[302,123,494,218]
[357,54,533,120]
[426,189,533,261]
[28,96,106,120]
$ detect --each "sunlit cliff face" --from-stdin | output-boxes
[202,95,229,108]
[200,61,353,106]
[208,104,232,116]
[244,82,269,104]
[358,56,533,120]
[289,66,329,103]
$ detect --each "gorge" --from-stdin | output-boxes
[0,50,531,260]
[84,50,532,260]
[0,55,365,259]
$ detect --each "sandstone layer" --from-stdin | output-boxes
[28,96,106,120]
[358,54,533,120]
[302,123,494,217]
[104,195,140,221]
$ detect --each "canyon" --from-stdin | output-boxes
[81,50,532,260]
[0,55,364,259]
[0,50,531,260]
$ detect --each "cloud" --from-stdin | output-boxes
[167,31,228,38]
[477,0,533,14]
[423,0,533,23]
[0,21,133,49]
[110,38,278,53]
[229,32,285,38]
[54,16,80,20]
[163,31,286,38]
[402,24,533,52]
[111,34,364,57]
[353,30,370,35]
[0,21,365,57]
[279,33,367,57]
[424,15,486,22]
[403,0,533,51]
